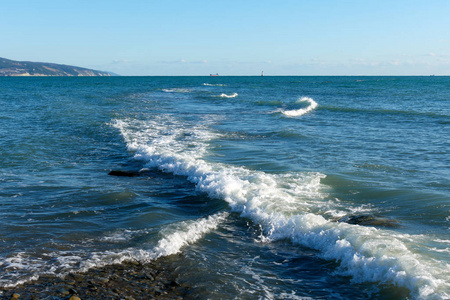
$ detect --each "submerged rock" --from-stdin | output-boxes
[339,215,400,228]
[108,170,140,177]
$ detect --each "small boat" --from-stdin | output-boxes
[210,73,219,76]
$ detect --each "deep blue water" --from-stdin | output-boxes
[0,76,449,299]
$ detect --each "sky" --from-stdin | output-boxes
[1,0,450,76]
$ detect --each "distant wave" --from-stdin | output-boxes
[162,88,191,93]
[282,97,318,117]
[203,83,227,87]
[218,93,238,98]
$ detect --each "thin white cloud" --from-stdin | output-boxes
[111,59,130,64]
[159,59,208,64]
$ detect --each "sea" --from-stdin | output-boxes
[0,76,449,299]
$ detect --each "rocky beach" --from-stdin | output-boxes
[0,259,188,300]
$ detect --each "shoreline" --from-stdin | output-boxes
[0,259,189,300]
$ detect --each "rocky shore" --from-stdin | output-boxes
[0,260,189,300]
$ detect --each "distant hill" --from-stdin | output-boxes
[0,57,114,77]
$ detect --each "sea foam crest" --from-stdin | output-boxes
[162,88,191,93]
[0,212,229,288]
[282,97,318,117]
[112,118,449,299]
[203,83,227,87]
[79,212,229,271]
[218,93,238,98]
[152,211,229,258]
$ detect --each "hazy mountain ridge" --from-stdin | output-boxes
[0,57,113,76]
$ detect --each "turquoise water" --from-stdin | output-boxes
[0,76,449,299]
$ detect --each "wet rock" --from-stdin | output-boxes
[0,260,188,299]
[58,288,70,296]
[339,214,400,228]
[108,170,139,177]
[65,280,76,286]
[144,273,155,281]
[10,294,20,300]
[69,273,84,282]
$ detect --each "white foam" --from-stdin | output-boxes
[203,83,227,87]
[152,212,229,258]
[434,239,450,243]
[78,212,229,270]
[1,252,49,288]
[112,117,450,299]
[0,212,228,288]
[100,229,151,243]
[162,88,191,93]
[218,93,238,98]
[282,97,318,117]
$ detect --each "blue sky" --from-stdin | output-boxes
[1,0,450,75]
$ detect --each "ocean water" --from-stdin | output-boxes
[0,76,449,299]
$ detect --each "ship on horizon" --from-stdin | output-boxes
[210,73,219,76]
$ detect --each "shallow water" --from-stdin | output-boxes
[0,76,449,299]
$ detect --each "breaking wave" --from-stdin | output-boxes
[111,117,449,300]
[218,93,238,98]
[282,97,318,117]
[162,88,191,93]
[0,212,228,288]
[203,83,227,87]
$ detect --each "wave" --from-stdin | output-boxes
[162,88,191,93]
[282,97,318,117]
[218,93,238,98]
[0,212,228,288]
[79,212,229,270]
[203,83,227,87]
[112,117,449,299]
[152,212,229,258]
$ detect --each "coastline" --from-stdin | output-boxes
[0,259,189,300]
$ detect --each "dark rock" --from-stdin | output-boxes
[68,288,77,295]
[108,170,139,177]
[58,288,70,296]
[65,280,76,286]
[0,260,189,299]
[339,215,400,228]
